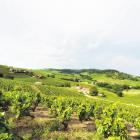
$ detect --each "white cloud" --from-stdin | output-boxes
[0,0,140,75]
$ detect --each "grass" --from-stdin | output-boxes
[91,73,140,86]
[48,131,104,140]
[97,88,140,106]
[15,69,140,106]
[15,106,104,140]
[124,89,140,95]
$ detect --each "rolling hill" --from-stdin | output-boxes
[0,65,140,140]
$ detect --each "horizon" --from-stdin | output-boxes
[0,0,140,75]
[1,64,138,76]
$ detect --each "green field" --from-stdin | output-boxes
[0,65,140,140]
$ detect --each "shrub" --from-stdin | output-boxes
[31,124,49,139]
[4,75,14,80]
[0,73,3,77]
[95,105,128,139]
[78,104,95,122]
[116,90,123,97]
[89,86,98,96]
[48,120,62,131]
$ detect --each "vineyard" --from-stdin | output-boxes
[0,66,140,140]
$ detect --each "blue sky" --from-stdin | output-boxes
[0,0,140,75]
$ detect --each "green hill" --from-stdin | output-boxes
[0,65,140,140]
[1,65,140,105]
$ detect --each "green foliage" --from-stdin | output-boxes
[30,124,49,139]
[49,97,73,130]
[78,103,95,122]
[95,105,128,139]
[89,86,98,96]
[0,73,4,77]
[96,82,127,97]
[42,78,71,87]
[0,133,13,140]
[53,107,72,131]
[6,91,36,118]
[0,65,140,139]
[48,120,62,131]
[135,117,140,132]
[0,112,20,140]
[4,75,14,80]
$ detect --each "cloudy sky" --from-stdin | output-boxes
[0,0,140,75]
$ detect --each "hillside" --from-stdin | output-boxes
[34,68,140,106]
[0,65,140,140]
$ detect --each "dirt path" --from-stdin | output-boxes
[73,86,140,108]
[127,124,140,140]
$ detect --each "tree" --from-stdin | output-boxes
[89,86,98,96]
[0,73,3,77]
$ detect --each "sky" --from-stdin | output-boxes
[0,0,140,75]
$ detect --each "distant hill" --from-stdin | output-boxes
[45,68,139,81]
[0,65,139,81]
